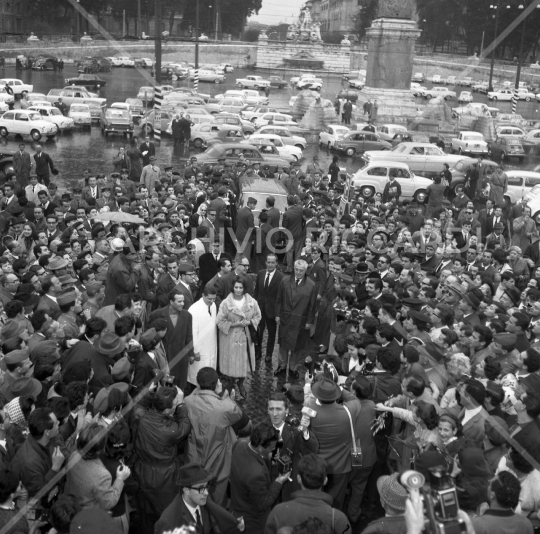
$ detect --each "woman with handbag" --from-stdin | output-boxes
[216,276,261,399]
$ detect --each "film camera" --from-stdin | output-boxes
[163,374,175,387]
[334,303,362,325]
[401,467,467,534]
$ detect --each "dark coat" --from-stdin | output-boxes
[139,141,156,167]
[155,272,177,309]
[267,207,281,228]
[307,258,326,297]
[155,494,238,534]
[208,197,231,231]
[236,206,255,242]
[37,294,61,320]
[283,205,304,240]
[275,275,317,351]
[148,307,194,389]
[230,439,283,534]
[33,151,55,179]
[132,351,159,397]
[171,119,184,139]
[174,281,195,310]
[215,270,253,300]
[103,252,140,307]
[254,269,283,319]
[13,150,32,187]
[382,179,402,203]
[198,252,232,286]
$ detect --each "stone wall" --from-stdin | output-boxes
[256,40,352,73]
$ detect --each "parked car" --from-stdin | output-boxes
[488,88,534,101]
[377,124,408,142]
[504,170,540,203]
[334,131,392,156]
[65,74,106,88]
[125,98,144,120]
[253,113,296,128]
[214,113,255,135]
[458,77,473,86]
[238,175,289,225]
[255,125,307,149]
[523,129,540,144]
[27,105,74,131]
[472,81,489,93]
[112,57,135,67]
[450,131,489,156]
[446,76,457,85]
[85,57,112,72]
[196,142,291,172]
[135,58,154,68]
[488,137,525,162]
[351,161,431,202]
[44,89,105,121]
[363,142,463,175]
[348,79,365,90]
[235,75,270,89]
[269,76,287,89]
[422,87,456,99]
[249,133,303,160]
[241,106,279,121]
[448,157,498,194]
[191,124,243,148]
[390,131,430,147]
[101,108,134,137]
[524,182,540,222]
[190,69,225,83]
[218,98,247,114]
[63,86,98,97]
[495,126,526,139]
[412,72,425,83]
[452,102,499,118]
[248,139,298,165]
[432,74,442,84]
[68,103,92,128]
[33,57,59,70]
[77,59,99,74]
[319,124,350,148]
[411,83,426,97]
[0,79,33,97]
[296,76,323,90]
[458,91,473,103]
[0,110,57,140]
[495,113,529,128]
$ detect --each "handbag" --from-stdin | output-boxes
[344,405,363,468]
[247,323,258,345]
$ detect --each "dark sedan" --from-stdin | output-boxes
[65,74,107,88]
[488,137,525,162]
[333,132,392,157]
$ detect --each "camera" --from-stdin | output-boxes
[305,356,321,376]
[334,303,362,325]
[277,454,292,475]
[284,413,301,428]
[401,468,467,534]
[163,375,175,387]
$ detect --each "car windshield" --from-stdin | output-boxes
[391,144,407,153]
[106,110,129,118]
[71,105,89,112]
[464,135,482,140]
[205,146,225,157]
[28,113,42,121]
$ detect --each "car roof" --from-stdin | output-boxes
[367,161,411,169]
[506,170,540,177]
[461,131,483,135]
[398,142,438,148]
[240,176,288,195]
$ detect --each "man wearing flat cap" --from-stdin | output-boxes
[235,196,257,262]
[0,348,33,399]
[57,290,82,339]
[155,462,238,534]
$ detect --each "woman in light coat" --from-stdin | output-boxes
[216,276,261,398]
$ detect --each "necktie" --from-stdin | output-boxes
[208,306,212,316]
[296,278,300,286]
[265,272,270,289]
[92,188,96,198]
[214,255,218,262]
[195,509,203,529]
[32,186,35,193]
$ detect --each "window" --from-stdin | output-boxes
[526,176,540,187]
[352,133,364,141]
[2,112,13,120]
[507,176,522,187]
[367,167,387,177]
[411,146,425,155]
[15,113,28,121]
[390,168,411,179]
[425,147,442,156]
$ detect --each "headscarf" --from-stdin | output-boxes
[4,397,26,429]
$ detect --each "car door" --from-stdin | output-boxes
[391,167,414,197]
[507,174,524,198]
[1,111,14,129]
[349,132,364,152]
[14,112,30,134]
[364,133,382,151]
[406,145,427,171]
[424,146,444,172]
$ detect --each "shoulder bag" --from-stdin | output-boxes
[343,405,363,468]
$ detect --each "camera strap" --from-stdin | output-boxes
[343,405,359,454]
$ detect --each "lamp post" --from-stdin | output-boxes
[194,0,200,92]
[511,3,527,113]
[488,0,501,92]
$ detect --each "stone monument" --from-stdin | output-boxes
[357,0,422,123]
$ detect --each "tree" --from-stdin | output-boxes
[352,0,378,41]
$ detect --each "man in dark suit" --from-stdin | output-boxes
[235,197,256,262]
[155,463,238,534]
[156,256,180,309]
[307,245,326,297]
[266,196,281,229]
[254,253,283,361]
[477,199,494,238]
[208,187,231,236]
[149,289,194,389]
[198,241,232,288]
[283,195,304,273]
[38,190,58,217]
[139,135,156,167]
[174,263,196,310]
[215,258,253,300]
[13,142,32,188]
[457,379,487,447]
[81,175,101,203]
[33,145,56,187]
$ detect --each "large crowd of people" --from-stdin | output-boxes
[0,130,538,534]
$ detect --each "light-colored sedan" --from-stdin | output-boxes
[523,129,540,144]
[351,161,432,202]
[319,124,350,148]
[27,105,74,131]
[422,87,456,99]
[0,110,57,140]
[496,126,526,139]
[241,106,279,122]
[253,113,296,128]
[218,98,247,114]
[450,131,488,156]
[255,125,307,149]
[377,124,407,142]
[0,78,33,96]
[68,104,92,127]
[190,69,225,83]
[458,91,473,103]
[249,133,303,160]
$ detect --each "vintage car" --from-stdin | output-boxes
[296,76,323,90]
[351,161,432,202]
[44,88,105,107]
[68,104,92,128]
[255,125,307,149]
[0,79,33,96]
[268,76,287,88]
[32,56,59,70]
[27,105,74,131]
[248,133,303,161]
[457,77,473,86]
[523,129,540,144]
[432,74,443,83]
[348,79,365,90]
[215,90,267,106]
[495,113,529,128]
[495,125,526,139]
[238,175,288,225]
[253,113,296,128]
[247,138,298,165]
[214,113,255,135]
[191,124,243,148]
[450,131,489,156]
[100,108,134,137]
[0,110,57,140]
[363,142,463,175]
[421,87,456,99]
[217,98,248,114]
[112,57,135,67]
[0,87,15,108]
[488,88,536,101]
[452,102,499,118]
[458,91,473,103]
[65,74,106,88]
[334,131,392,157]
[504,170,540,203]
[390,131,431,147]
[445,76,457,85]
[412,72,425,83]
[77,59,99,74]
[319,124,350,148]
[448,158,498,194]
[189,69,225,83]
[235,75,271,89]
[241,106,279,122]
[377,124,408,142]
[488,137,525,162]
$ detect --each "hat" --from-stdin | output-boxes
[1,321,27,342]
[110,238,125,252]
[30,341,59,363]
[311,377,341,402]
[62,360,92,384]
[64,213,77,223]
[463,293,481,310]
[493,222,504,230]
[485,416,508,446]
[407,309,432,324]
[4,348,29,365]
[503,286,521,306]
[414,451,449,480]
[57,290,77,306]
[58,274,77,286]
[140,327,158,348]
[178,264,195,274]
[70,508,122,534]
[6,376,42,402]
[380,293,397,307]
[493,332,517,349]
[177,463,213,487]
[61,193,72,201]
[95,333,126,355]
[158,222,171,231]
[164,165,173,171]
[247,197,257,204]
[355,263,370,274]
[112,356,131,380]
[218,186,227,195]
[48,257,68,271]
[377,473,408,513]
[401,297,424,311]
[447,282,466,296]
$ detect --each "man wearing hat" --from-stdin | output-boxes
[235,196,257,262]
[155,462,238,534]
[305,377,361,511]
[0,348,33,399]
[141,156,161,193]
[139,134,156,167]
[103,237,141,307]
[458,292,481,327]
[57,290,82,339]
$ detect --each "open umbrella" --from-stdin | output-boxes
[93,212,146,224]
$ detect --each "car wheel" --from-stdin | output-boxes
[295,144,304,150]
[1,161,14,175]
[345,147,356,156]
[487,148,493,157]
[501,151,507,161]
[414,190,427,203]
[360,186,375,199]
[30,129,41,141]
[142,124,153,135]
[526,97,531,101]
[237,83,243,88]
[194,138,203,148]
[214,79,220,84]
[0,127,8,137]
[493,96,498,101]
[453,183,464,195]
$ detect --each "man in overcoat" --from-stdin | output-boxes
[13,143,32,188]
[275,260,317,378]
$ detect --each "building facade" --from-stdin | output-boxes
[320,0,357,35]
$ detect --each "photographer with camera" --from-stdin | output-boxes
[267,392,319,503]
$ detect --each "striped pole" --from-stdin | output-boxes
[194,69,199,93]
[154,86,162,141]
[511,88,518,114]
